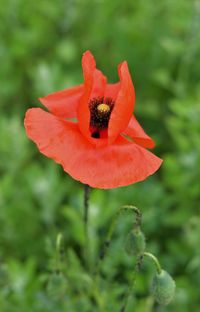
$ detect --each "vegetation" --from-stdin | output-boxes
[0,0,200,311]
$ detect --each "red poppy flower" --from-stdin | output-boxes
[24,51,162,189]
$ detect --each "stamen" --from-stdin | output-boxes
[89,97,115,137]
[97,103,110,114]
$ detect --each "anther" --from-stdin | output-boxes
[97,103,110,114]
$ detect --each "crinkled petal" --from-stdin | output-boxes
[108,61,135,144]
[77,50,107,144]
[39,84,84,118]
[124,115,155,149]
[25,108,162,189]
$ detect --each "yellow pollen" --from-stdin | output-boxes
[97,103,110,114]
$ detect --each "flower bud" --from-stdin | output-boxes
[151,270,176,305]
[125,228,146,256]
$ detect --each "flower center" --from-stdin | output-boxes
[89,97,114,138]
[97,103,110,114]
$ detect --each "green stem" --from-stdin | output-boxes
[120,252,162,311]
[119,260,138,312]
[96,206,142,274]
[107,205,141,246]
[83,185,90,239]
[143,252,162,274]
[83,184,90,268]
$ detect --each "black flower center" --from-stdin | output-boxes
[89,97,114,138]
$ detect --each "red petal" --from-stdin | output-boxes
[39,84,84,118]
[104,83,120,100]
[77,51,107,144]
[108,61,135,144]
[124,115,155,149]
[92,69,107,98]
[25,108,162,189]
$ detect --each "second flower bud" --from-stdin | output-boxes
[125,228,146,256]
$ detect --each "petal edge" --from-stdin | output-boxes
[24,108,162,189]
[124,115,155,149]
[108,61,135,144]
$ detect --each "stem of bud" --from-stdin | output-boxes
[143,252,162,274]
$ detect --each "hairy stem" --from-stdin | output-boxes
[118,206,143,311]
[83,185,90,238]
[143,252,162,274]
[101,205,142,261]
[119,244,144,311]
[83,184,90,268]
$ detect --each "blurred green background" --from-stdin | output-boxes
[0,0,200,311]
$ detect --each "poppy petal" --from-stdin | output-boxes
[76,51,95,139]
[124,115,155,149]
[108,61,135,144]
[104,82,120,101]
[77,51,107,144]
[25,108,162,189]
[92,69,107,98]
[39,84,84,118]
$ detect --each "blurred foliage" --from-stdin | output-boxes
[0,0,200,311]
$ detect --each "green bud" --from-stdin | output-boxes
[151,270,176,305]
[125,228,146,256]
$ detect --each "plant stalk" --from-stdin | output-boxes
[83,184,90,268]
